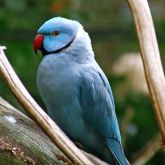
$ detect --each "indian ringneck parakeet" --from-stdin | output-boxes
[34,17,129,165]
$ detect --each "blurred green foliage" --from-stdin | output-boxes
[0,0,165,164]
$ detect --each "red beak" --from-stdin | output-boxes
[33,34,44,55]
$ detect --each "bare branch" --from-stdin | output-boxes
[131,134,161,165]
[0,46,94,165]
[127,0,165,146]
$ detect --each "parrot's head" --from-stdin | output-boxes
[34,17,93,57]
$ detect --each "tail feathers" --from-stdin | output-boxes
[107,139,129,165]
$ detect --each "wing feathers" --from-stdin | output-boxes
[80,64,129,164]
[107,139,129,165]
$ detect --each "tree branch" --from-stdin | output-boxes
[131,134,161,165]
[127,0,165,146]
[0,46,94,165]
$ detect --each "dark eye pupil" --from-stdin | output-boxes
[52,31,59,36]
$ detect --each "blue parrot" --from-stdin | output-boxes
[34,17,129,165]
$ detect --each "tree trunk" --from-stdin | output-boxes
[0,96,70,165]
[0,97,108,165]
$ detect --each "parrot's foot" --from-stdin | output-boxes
[74,141,84,150]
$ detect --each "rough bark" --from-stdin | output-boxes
[0,97,108,165]
[0,97,70,165]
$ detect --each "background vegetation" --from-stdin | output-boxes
[0,0,165,164]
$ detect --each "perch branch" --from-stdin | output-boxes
[127,0,165,145]
[131,134,161,165]
[0,46,94,165]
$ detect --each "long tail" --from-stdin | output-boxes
[107,139,129,165]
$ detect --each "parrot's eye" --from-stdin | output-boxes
[52,31,60,36]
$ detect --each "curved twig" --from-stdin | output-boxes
[131,134,161,165]
[127,0,165,146]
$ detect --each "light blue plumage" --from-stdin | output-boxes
[34,17,129,165]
